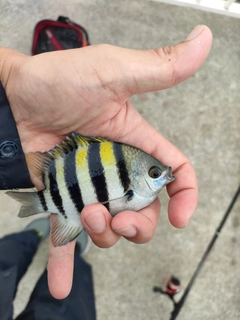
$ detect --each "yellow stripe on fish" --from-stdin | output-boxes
[100,140,116,166]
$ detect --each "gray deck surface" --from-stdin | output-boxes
[0,1,239,319]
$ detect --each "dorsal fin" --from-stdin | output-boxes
[26,152,51,176]
[46,134,108,159]
[25,151,53,190]
[26,134,112,190]
[70,133,110,147]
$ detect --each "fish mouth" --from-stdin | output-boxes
[165,166,175,182]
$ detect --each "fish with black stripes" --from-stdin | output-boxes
[7,134,175,247]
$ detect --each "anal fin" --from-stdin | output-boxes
[51,214,83,247]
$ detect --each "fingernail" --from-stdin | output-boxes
[84,211,107,233]
[115,225,137,238]
[185,25,204,41]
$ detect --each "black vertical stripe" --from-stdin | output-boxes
[88,142,109,210]
[113,143,131,192]
[48,160,67,218]
[38,190,48,211]
[64,149,85,212]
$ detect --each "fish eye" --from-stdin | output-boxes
[148,166,162,179]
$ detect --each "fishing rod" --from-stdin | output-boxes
[170,184,240,319]
[154,184,240,320]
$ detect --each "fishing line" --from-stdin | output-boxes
[169,184,240,320]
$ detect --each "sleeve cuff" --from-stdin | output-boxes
[0,83,34,189]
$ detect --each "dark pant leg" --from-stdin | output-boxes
[16,249,96,320]
[0,231,40,320]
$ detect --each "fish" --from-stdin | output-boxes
[7,134,175,247]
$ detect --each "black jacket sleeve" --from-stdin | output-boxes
[0,83,33,189]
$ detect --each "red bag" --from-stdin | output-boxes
[32,16,89,55]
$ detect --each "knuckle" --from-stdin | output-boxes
[152,47,181,85]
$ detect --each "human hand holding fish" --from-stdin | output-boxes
[0,25,212,298]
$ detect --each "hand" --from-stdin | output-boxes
[0,25,212,298]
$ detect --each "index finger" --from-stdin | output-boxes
[47,215,75,299]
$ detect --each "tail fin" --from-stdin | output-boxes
[6,191,44,217]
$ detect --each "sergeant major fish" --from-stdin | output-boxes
[7,134,175,247]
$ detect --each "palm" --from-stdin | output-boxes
[1,25,212,298]
[8,48,144,153]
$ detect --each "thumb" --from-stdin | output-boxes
[125,25,213,94]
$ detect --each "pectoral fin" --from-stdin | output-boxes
[101,190,135,216]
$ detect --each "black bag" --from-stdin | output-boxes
[32,16,90,55]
